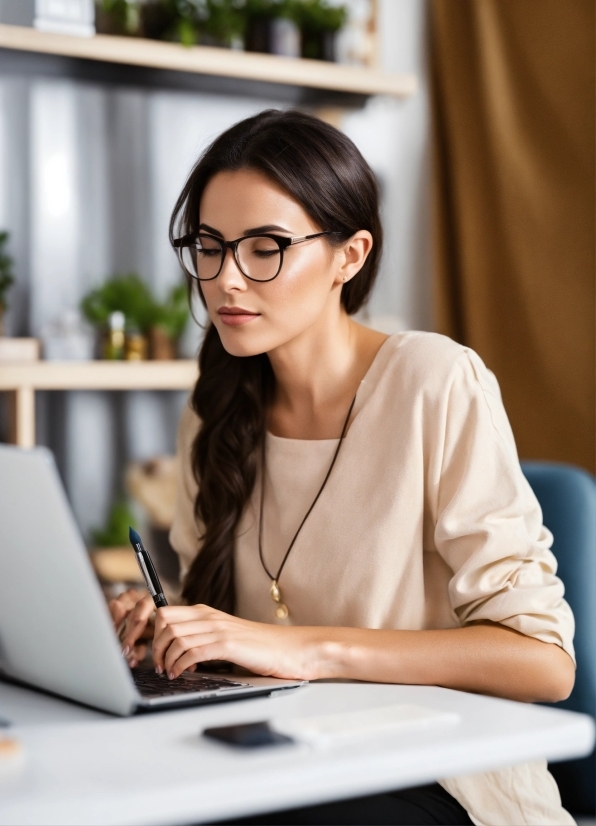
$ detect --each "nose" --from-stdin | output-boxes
[216,246,248,293]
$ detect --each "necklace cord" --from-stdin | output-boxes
[258,393,357,584]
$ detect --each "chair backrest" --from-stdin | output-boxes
[521,461,596,815]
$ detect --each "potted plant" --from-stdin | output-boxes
[294,0,347,61]
[149,284,190,360]
[0,231,15,337]
[80,273,155,359]
[80,275,190,360]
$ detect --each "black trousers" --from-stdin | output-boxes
[217,783,474,825]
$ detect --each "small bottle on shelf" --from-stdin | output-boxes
[125,326,148,360]
[103,311,125,360]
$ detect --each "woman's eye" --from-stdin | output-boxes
[252,249,279,258]
[198,247,220,257]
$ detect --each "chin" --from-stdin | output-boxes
[215,322,270,358]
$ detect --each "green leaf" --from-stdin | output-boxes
[0,230,15,307]
[291,0,347,32]
[151,283,190,340]
[90,500,137,548]
[177,16,198,45]
[80,273,158,332]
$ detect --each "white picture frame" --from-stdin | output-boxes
[34,0,95,37]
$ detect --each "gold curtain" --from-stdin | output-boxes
[431,0,595,472]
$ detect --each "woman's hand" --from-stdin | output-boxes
[150,606,575,702]
[108,589,155,668]
[152,605,327,681]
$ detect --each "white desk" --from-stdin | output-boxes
[0,679,593,826]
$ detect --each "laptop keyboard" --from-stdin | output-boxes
[133,669,249,698]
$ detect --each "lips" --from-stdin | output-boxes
[218,307,260,327]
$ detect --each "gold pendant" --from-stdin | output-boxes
[270,579,289,620]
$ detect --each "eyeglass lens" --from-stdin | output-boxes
[180,235,282,282]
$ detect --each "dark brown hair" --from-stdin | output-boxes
[169,109,383,611]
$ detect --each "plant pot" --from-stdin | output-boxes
[149,326,177,360]
[246,17,301,57]
[301,28,337,61]
[138,1,178,41]
[138,1,199,44]
[95,4,129,36]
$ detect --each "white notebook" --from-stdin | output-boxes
[272,703,460,746]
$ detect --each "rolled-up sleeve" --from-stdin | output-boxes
[433,349,575,663]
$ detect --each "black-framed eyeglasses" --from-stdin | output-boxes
[173,231,334,283]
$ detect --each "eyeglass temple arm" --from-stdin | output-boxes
[289,231,331,245]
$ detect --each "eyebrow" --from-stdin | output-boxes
[198,223,223,237]
[243,224,291,235]
[198,222,291,238]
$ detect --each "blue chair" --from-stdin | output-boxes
[521,462,596,816]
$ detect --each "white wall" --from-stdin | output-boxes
[0,0,430,536]
[345,0,431,331]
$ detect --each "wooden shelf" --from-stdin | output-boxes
[0,359,197,391]
[0,25,416,99]
[0,360,197,448]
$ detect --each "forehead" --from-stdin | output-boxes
[200,169,317,233]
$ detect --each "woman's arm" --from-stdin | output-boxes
[314,622,575,704]
[151,606,575,704]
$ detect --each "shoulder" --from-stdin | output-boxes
[368,332,508,438]
[379,332,520,459]
[378,331,497,397]
[384,330,466,366]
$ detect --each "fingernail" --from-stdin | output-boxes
[129,659,137,668]
[122,645,130,657]
[168,672,174,680]
[155,665,163,675]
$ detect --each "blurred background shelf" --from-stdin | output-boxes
[0,360,197,448]
[0,24,417,105]
[0,358,197,389]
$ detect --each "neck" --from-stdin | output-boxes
[268,310,356,408]
[266,304,388,439]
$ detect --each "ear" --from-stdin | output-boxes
[333,231,374,285]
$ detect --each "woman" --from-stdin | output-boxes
[111,110,575,825]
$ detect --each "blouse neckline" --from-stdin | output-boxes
[266,332,400,444]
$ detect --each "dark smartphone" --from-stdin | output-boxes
[203,721,294,749]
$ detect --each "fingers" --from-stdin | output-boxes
[153,620,222,672]
[153,604,217,635]
[152,605,241,679]
[121,594,155,656]
[152,604,222,667]
[127,643,147,670]
[164,636,223,679]
[108,588,145,628]
[163,633,220,676]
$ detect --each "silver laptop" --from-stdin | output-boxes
[0,445,305,715]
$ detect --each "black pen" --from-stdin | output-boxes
[128,527,168,609]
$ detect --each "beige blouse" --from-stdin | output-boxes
[170,331,576,826]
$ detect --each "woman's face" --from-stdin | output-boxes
[197,168,371,358]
